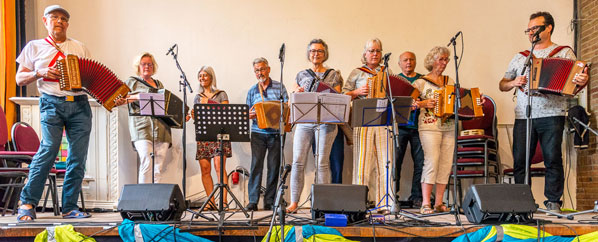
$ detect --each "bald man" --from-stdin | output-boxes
[394,51,424,207]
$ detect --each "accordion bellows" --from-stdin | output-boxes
[57,54,130,111]
[531,57,587,96]
[388,74,420,99]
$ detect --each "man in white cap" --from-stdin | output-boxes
[15,5,93,221]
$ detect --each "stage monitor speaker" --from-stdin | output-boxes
[117,183,186,221]
[463,184,537,224]
[311,184,368,223]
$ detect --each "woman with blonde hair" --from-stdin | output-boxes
[125,52,172,184]
[412,46,455,214]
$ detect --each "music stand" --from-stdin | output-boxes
[190,103,251,226]
[289,92,350,209]
[351,98,412,212]
[128,93,170,184]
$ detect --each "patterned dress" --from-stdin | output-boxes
[195,90,233,159]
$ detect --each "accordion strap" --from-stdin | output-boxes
[519,45,573,58]
[44,36,65,55]
[358,66,384,76]
[258,82,266,102]
[306,68,333,92]
[42,36,66,82]
[420,75,448,87]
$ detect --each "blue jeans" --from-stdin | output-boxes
[394,127,424,202]
[513,116,565,205]
[291,123,336,202]
[248,132,281,206]
[20,94,92,213]
[312,128,344,183]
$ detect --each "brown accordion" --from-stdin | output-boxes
[251,101,291,132]
[530,57,587,96]
[57,54,130,111]
[433,85,483,120]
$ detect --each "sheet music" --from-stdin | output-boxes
[319,93,350,123]
[290,92,318,123]
[376,99,387,112]
[139,93,166,116]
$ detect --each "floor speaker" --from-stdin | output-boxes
[463,184,537,224]
[311,184,368,223]
[117,183,186,221]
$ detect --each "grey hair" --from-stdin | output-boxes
[306,39,329,62]
[133,52,158,76]
[252,57,269,66]
[197,66,217,93]
[361,38,383,64]
[423,46,450,72]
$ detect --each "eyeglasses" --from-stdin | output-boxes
[48,15,69,23]
[366,49,382,54]
[309,49,325,54]
[140,63,154,67]
[254,67,268,73]
[524,25,545,35]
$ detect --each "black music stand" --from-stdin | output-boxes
[189,103,251,226]
[128,93,170,184]
[351,98,410,210]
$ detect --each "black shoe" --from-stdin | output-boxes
[411,199,423,208]
[263,204,272,211]
[245,203,258,211]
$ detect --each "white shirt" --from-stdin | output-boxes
[16,37,90,96]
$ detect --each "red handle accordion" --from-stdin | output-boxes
[57,54,130,111]
[530,57,588,96]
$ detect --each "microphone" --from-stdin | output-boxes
[166,44,177,56]
[383,52,391,65]
[279,43,286,62]
[280,164,292,182]
[447,31,462,47]
[532,25,546,41]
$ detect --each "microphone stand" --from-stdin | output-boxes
[521,35,541,185]
[382,55,434,223]
[167,44,193,199]
[276,43,286,242]
[265,164,291,242]
[448,32,463,226]
[382,54,399,212]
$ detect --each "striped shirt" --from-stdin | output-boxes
[246,79,289,134]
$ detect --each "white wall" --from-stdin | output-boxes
[24,0,577,208]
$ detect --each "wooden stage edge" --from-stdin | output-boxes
[1,209,597,238]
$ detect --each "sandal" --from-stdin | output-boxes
[420,204,434,215]
[434,203,450,213]
[62,210,91,219]
[286,204,298,214]
[17,207,36,223]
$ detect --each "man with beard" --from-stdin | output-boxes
[245,57,289,211]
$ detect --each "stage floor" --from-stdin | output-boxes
[0,208,597,239]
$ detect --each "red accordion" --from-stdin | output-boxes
[388,74,420,99]
[530,57,588,96]
[57,54,130,111]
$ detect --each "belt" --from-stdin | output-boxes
[43,93,88,102]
